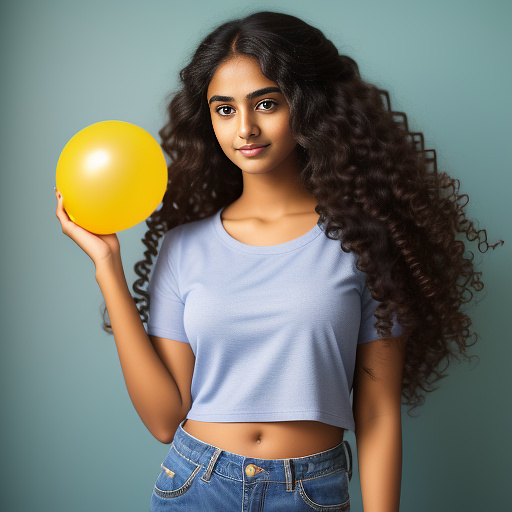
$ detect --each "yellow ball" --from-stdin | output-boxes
[55,120,167,234]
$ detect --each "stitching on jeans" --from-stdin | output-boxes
[171,443,201,467]
[342,441,352,481]
[300,468,347,482]
[258,481,269,512]
[154,465,202,499]
[201,448,222,482]
[297,479,350,511]
[284,460,293,492]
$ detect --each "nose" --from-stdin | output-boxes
[237,110,260,139]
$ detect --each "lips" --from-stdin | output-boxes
[237,144,268,150]
[236,144,270,157]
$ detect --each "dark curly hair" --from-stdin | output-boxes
[100,11,503,413]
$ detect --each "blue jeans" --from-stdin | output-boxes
[150,419,352,511]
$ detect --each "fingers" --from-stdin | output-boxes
[54,187,77,237]
[54,182,88,244]
[54,187,121,266]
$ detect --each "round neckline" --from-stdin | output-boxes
[213,206,325,254]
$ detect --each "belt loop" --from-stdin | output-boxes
[342,440,353,481]
[283,459,296,491]
[201,448,222,482]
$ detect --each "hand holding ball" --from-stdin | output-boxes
[55,121,167,234]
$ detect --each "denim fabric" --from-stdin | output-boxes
[150,420,352,511]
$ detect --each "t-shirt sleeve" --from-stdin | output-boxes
[145,227,189,343]
[357,274,405,344]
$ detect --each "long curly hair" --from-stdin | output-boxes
[100,11,503,413]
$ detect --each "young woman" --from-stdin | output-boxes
[54,11,501,512]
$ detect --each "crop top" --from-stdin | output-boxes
[145,206,405,431]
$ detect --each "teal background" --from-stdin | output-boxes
[1,0,510,510]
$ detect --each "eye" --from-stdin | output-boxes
[257,100,277,111]
[216,105,235,116]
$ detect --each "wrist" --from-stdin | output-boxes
[95,252,123,282]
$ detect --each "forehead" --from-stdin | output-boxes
[207,55,277,96]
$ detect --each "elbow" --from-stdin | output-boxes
[354,396,402,429]
[150,410,188,445]
[154,430,175,445]
[151,424,178,444]
[354,407,402,436]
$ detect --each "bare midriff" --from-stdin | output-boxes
[181,419,345,459]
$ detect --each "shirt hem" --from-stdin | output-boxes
[146,326,189,343]
[185,410,355,431]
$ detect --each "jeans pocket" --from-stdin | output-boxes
[297,469,350,511]
[153,444,202,500]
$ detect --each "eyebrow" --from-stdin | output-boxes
[208,87,282,106]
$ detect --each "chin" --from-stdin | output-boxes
[238,164,276,174]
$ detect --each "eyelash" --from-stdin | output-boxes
[215,100,278,117]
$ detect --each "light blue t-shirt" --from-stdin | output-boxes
[146,206,404,431]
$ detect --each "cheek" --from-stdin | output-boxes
[211,124,238,162]
[211,122,230,149]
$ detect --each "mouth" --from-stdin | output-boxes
[236,144,270,157]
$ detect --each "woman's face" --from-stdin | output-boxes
[207,55,298,175]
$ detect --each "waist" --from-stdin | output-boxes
[180,419,345,459]
[172,419,350,483]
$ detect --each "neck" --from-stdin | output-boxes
[234,151,317,220]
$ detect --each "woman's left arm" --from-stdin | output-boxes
[352,334,408,512]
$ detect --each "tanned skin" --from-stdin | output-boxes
[55,53,404,511]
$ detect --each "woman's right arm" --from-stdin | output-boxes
[55,188,189,443]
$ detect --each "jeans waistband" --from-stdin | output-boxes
[172,420,352,488]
